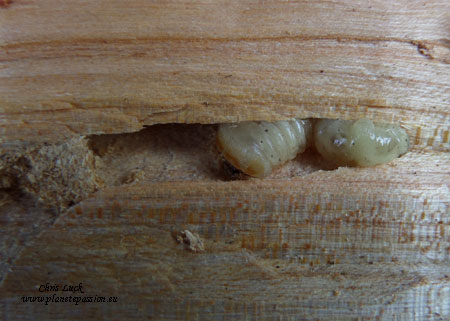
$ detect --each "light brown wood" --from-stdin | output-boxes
[1,149,449,320]
[1,0,449,149]
[1,124,449,320]
[1,1,449,320]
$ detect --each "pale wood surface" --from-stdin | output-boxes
[1,1,449,320]
[1,124,449,320]
[1,149,449,320]
[1,0,449,149]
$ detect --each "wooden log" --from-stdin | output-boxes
[0,1,449,320]
[1,152,449,319]
[1,123,449,320]
[0,0,449,149]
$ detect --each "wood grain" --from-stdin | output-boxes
[1,150,449,320]
[1,1,449,320]
[1,0,449,149]
[1,123,448,319]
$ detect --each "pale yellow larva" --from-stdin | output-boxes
[314,118,409,167]
[217,119,312,178]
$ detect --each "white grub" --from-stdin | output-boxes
[175,230,205,252]
[314,118,409,167]
[217,119,312,178]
